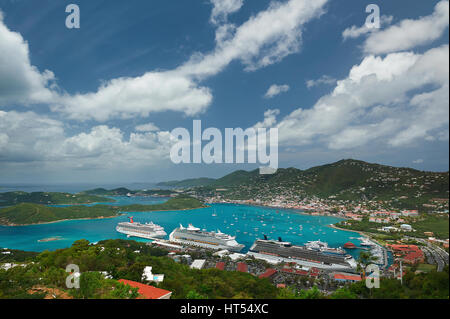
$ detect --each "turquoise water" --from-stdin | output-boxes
[0,198,366,259]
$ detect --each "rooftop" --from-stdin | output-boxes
[118,279,172,299]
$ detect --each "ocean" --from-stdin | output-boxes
[0,196,366,259]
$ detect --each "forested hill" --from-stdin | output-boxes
[161,159,449,202]
[0,196,206,226]
[156,178,216,188]
[0,192,110,207]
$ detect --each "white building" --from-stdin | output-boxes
[190,259,206,270]
[142,266,165,283]
[380,226,399,233]
[400,224,413,231]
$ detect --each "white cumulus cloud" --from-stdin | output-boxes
[261,45,449,151]
[264,84,290,98]
[342,15,393,40]
[135,122,160,132]
[210,0,244,25]
[306,75,336,89]
[363,1,449,54]
[0,11,58,106]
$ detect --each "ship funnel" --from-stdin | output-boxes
[278,237,282,242]
[263,234,268,240]
[128,216,134,223]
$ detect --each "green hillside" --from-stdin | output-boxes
[81,188,133,196]
[82,188,177,197]
[117,196,206,212]
[191,159,449,208]
[0,203,119,226]
[0,196,205,225]
[157,178,216,188]
[0,191,111,207]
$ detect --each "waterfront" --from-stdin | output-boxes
[0,198,365,258]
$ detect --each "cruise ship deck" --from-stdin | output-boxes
[248,240,356,270]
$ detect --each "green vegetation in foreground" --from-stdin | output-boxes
[0,240,276,299]
[279,265,449,299]
[0,196,205,225]
[1,239,448,299]
[0,191,111,207]
[0,203,119,226]
[0,249,39,263]
[116,195,206,212]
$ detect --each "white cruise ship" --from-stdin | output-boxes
[169,224,245,252]
[116,217,167,239]
[247,237,357,270]
[305,240,346,256]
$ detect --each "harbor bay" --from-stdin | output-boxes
[1,198,366,260]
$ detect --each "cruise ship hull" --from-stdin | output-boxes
[116,227,167,239]
[248,239,357,271]
[169,228,245,252]
[247,251,356,270]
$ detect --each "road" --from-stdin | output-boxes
[416,238,449,272]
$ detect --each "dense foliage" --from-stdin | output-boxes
[335,266,449,299]
[0,191,111,207]
[82,188,176,197]
[1,239,448,299]
[184,159,449,208]
[117,196,206,212]
[0,203,119,226]
[337,214,449,239]
[0,239,276,299]
[0,196,205,225]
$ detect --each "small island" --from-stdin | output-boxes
[0,195,206,226]
[38,237,63,243]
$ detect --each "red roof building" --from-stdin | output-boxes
[259,268,277,279]
[388,245,424,264]
[333,273,362,282]
[215,262,225,270]
[236,262,248,273]
[344,242,357,249]
[118,279,172,299]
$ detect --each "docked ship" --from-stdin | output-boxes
[358,237,375,247]
[116,217,167,239]
[305,240,346,256]
[169,224,245,252]
[247,236,356,271]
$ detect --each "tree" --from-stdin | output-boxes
[186,290,207,299]
[330,288,357,299]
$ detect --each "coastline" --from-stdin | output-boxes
[0,214,121,227]
[328,223,369,237]
[0,205,209,227]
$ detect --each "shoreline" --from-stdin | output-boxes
[0,214,120,227]
[327,223,370,237]
[0,205,209,227]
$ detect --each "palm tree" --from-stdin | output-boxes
[357,251,378,278]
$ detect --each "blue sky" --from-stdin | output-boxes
[0,0,448,184]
